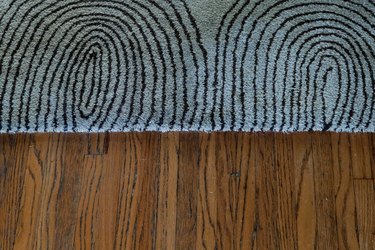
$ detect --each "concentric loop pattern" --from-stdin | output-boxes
[0,0,207,132]
[213,0,375,131]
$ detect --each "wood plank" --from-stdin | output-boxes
[213,133,257,250]
[215,133,241,249]
[311,133,339,249]
[232,134,257,250]
[349,134,373,179]
[331,134,360,250]
[0,135,31,249]
[354,180,375,250]
[273,134,297,249]
[196,133,218,250]
[254,134,297,249]
[369,134,375,180]
[111,133,161,249]
[104,133,131,250]
[155,133,179,250]
[293,134,316,249]
[74,155,104,250]
[13,134,66,250]
[254,133,279,249]
[52,134,89,250]
[175,133,199,249]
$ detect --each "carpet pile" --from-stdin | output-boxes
[1,0,375,132]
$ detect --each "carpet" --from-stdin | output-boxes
[1,0,375,132]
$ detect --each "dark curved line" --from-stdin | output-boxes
[45,28,121,131]
[1,0,203,131]
[253,2,375,129]
[296,42,357,130]
[310,55,337,129]
[27,16,137,131]
[266,20,375,130]
[79,49,102,116]
[165,0,201,128]
[0,3,142,131]
[136,0,179,128]
[211,0,247,129]
[73,43,105,120]
[36,16,139,131]
[264,17,374,130]
[20,15,127,130]
[217,0,375,130]
[57,33,114,131]
[179,0,209,129]
[72,42,108,127]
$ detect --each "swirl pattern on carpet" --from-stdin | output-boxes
[1,0,374,132]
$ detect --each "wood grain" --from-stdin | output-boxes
[331,134,360,250]
[293,134,316,250]
[354,180,375,250]
[0,132,374,249]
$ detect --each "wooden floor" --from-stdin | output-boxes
[0,133,374,249]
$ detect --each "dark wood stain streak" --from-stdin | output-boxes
[0,132,374,249]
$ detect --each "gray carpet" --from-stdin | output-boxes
[1,0,375,132]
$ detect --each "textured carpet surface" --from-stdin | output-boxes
[1,0,375,132]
